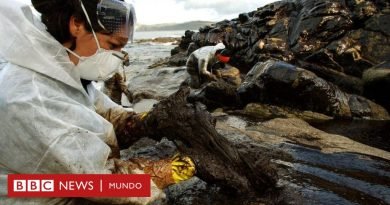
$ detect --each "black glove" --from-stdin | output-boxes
[211,61,225,71]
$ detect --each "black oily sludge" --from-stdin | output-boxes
[168,0,390,118]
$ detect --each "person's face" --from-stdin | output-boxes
[67,16,128,65]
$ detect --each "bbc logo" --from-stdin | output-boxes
[14,180,54,192]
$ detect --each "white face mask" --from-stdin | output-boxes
[65,0,127,81]
[66,48,124,81]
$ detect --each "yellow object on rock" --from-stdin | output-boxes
[136,154,196,189]
[138,111,149,121]
[171,154,196,183]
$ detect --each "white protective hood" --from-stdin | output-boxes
[0,0,114,176]
[0,1,84,92]
[192,42,225,60]
[0,1,163,204]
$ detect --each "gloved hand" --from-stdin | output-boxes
[113,111,151,149]
[205,72,218,81]
[137,154,196,189]
[125,111,149,133]
[211,61,225,71]
[171,154,196,183]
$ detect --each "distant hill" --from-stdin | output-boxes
[136,21,215,31]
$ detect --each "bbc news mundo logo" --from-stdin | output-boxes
[8,174,150,197]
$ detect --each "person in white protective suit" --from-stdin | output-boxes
[186,43,232,88]
[0,0,195,204]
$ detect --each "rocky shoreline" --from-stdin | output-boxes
[124,0,390,204]
[166,0,390,120]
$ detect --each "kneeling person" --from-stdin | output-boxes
[186,43,233,88]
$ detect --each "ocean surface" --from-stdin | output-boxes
[134,30,186,40]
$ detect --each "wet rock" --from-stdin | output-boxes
[214,65,242,86]
[311,119,390,152]
[169,0,390,112]
[147,58,170,69]
[240,103,333,123]
[289,1,353,56]
[121,138,177,161]
[167,30,196,67]
[363,61,390,110]
[120,28,390,205]
[187,65,242,109]
[248,118,390,160]
[304,30,377,79]
[186,42,199,56]
[296,60,365,95]
[166,177,270,205]
[215,115,390,204]
[188,80,239,110]
[144,87,278,195]
[179,30,196,50]
[213,114,390,161]
[170,46,181,56]
[238,13,250,24]
[347,0,378,21]
[125,7,390,205]
[167,52,187,67]
[328,28,389,76]
[165,177,210,205]
[365,12,390,36]
[237,60,389,119]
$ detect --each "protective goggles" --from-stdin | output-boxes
[96,0,136,41]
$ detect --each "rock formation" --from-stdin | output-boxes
[144,87,278,195]
[169,0,390,119]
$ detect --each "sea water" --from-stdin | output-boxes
[134,30,186,40]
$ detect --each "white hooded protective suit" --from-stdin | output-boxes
[185,43,225,88]
[187,43,225,76]
[0,1,162,204]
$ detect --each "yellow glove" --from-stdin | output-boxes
[138,111,149,121]
[171,154,196,183]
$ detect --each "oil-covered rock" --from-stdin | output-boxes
[169,0,390,117]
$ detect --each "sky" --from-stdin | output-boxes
[131,0,278,25]
[19,0,278,25]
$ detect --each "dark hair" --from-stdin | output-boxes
[216,49,231,56]
[32,0,104,43]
